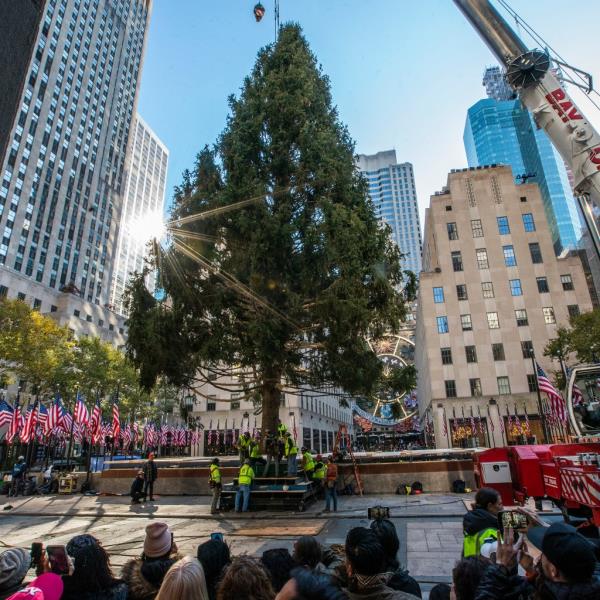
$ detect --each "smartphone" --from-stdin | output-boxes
[210,532,224,542]
[46,545,70,575]
[498,510,528,531]
[368,506,390,520]
[30,542,43,568]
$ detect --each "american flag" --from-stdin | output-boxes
[7,398,23,443]
[572,383,584,407]
[37,402,49,435]
[48,394,62,431]
[191,430,200,446]
[442,413,448,437]
[112,398,120,440]
[21,400,39,443]
[470,414,477,436]
[61,404,73,433]
[536,362,567,422]
[0,399,13,429]
[133,422,140,445]
[90,398,102,444]
[160,424,170,446]
[121,423,132,447]
[74,394,90,426]
[487,406,495,433]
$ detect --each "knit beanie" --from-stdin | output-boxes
[143,522,172,558]
[0,548,30,593]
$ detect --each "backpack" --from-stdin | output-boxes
[453,479,466,493]
[411,481,423,494]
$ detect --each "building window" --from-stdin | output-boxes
[50,305,57,312]
[441,347,453,365]
[520,196,527,203]
[536,277,549,293]
[521,340,534,359]
[568,304,580,318]
[522,213,535,232]
[98,319,104,327]
[497,376,511,395]
[17,292,26,301]
[465,345,477,363]
[73,309,80,317]
[451,251,463,272]
[231,401,240,410]
[461,314,472,331]
[207,402,216,411]
[481,282,494,298]
[86,315,92,322]
[543,307,556,324]
[527,374,538,392]
[560,274,574,291]
[503,245,516,267]
[33,298,42,310]
[433,287,445,303]
[497,216,510,235]
[470,378,482,396]
[447,222,458,240]
[445,380,457,398]
[509,279,522,296]
[492,343,505,361]
[0,285,8,298]
[529,242,543,264]
[515,309,529,326]
[437,316,449,334]
[471,219,483,238]
[487,312,499,329]
[476,248,489,269]
[456,284,468,301]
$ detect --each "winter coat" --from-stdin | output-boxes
[130,477,144,497]
[388,567,422,598]
[474,563,600,600]
[463,508,499,537]
[345,582,419,600]
[142,461,158,483]
[121,555,180,600]
[61,579,128,600]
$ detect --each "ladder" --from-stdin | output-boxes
[333,424,363,496]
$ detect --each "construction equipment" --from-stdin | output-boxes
[334,424,363,496]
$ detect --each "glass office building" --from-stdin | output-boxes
[0,0,151,309]
[357,150,422,276]
[464,68,582,253]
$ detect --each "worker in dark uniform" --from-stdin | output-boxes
[209,457,222,515]
[262,430,279,477]
[143,452,158,501]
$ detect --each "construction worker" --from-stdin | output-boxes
[237,431,251,465]
[301,447,315,482]
[262,431,279,477]
[284,432,298,476]
[235,458,255,513]
[276,418,288,440]
[312,455,326,496]
[209,457,222,515]
[248,434,264,471]
[324,456,338,512]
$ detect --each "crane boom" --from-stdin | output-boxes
[454,0,600,212]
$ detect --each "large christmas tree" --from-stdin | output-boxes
[126,25,415,433]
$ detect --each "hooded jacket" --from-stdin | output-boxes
[121,554,182,600]
[61,579,128,600]
[463,509,499,536]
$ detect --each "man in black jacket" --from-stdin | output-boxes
[475,523,600,600]
[143,453,158,501]
[131,470,146,504]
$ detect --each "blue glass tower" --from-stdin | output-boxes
[357,150,422,276]
[464,68,582,253]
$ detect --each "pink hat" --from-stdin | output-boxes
[7,574,63,600]
[143,522,172,558]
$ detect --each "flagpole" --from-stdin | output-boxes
[531,353,550,443]
[66,389,77,473]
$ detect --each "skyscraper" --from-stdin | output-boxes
[0,0,152,340]
[357,150,422,276]
[110,114,168,316]
[464,67,582,254]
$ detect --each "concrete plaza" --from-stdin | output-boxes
[0,493,470,596]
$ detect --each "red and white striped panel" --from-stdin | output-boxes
[561,470,593,505]
[585,473,600,504]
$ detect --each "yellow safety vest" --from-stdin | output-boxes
[209,464,221,484]
[313,463,326,480]
[285,438,298,457]
[463,528,500,557]
[239,464,254,485]
[239,436,250,450]
[303,452,315,471]
[277,423,288,438]
[250,441,260,458]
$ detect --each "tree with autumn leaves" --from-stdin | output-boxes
[125,25,416,434]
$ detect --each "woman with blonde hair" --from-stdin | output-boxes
[156,556,209,600]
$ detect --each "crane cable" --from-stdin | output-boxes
[496,0,600,116]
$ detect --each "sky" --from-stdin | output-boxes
[136,0,600,230]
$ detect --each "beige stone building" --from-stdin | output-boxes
[416,165,592,448]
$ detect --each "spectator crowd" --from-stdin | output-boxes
[1,486,599,600]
